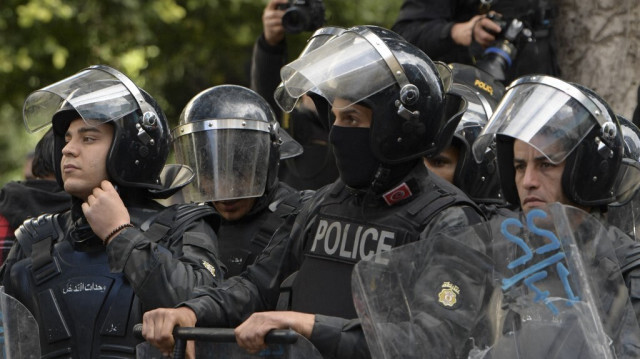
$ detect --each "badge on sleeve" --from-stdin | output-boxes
[202,260,217,278]
[438,281,461,309]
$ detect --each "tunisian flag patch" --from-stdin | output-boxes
[382,182,413,206]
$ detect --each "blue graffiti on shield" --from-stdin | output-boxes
[500,209,579,315]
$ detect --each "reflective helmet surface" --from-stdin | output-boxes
[607,116,640,239]
[610,115,640,206]
[274,26,346,113]
[473,75,623,207]
[277,25,465,164]
[447,63,506,204]
[173,85,299,202]
[23,65,170,191]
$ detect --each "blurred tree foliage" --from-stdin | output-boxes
[0,0,402,186]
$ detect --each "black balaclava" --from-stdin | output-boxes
[329,126,380,189]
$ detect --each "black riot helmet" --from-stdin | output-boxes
[276,25,466,164]
[473,75,623,207]
[172,85,302,203]
[609,115,640,206]
[23,65,170,192]
[445,63,506,204]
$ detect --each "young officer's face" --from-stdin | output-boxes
[61,118,113,201]
[513,139,572,213]
[424,145,460,184]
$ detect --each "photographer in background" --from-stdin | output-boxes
[392,0,561,84]
[250,0,339,190]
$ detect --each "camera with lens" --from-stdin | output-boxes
[276,0,325,34]
[475,13,534,83]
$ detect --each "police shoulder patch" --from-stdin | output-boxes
[437,281,461,309]
[202,260,216,278]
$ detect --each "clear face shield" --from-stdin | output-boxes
[452,82,493,157]
[451,84,493,145]
[172,119,271,203]
[23,65,155,133]
[450,82,504,202]
[274,26,346,112]
[612,160,640,206]
[275,26,405,113]
[472,76,614,165]
[451,82,494,135]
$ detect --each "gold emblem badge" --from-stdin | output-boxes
[438,281,460,308]
[202,260,216,278]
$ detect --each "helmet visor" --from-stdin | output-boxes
[172,119,271,202]
[473,82,596,164]
[23,67,141,133]
[611,159,640,206]
[274,27,346,112]
[277,30,397,111]
[452,83,491,136]
[273,26,345,112]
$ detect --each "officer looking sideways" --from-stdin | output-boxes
[172,84,313,278]
[142,25,492,359]
[0,65,222,358]
[472,75,640,320]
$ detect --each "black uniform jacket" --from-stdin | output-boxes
[182,164,491,359]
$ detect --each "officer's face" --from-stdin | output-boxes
[424,145,460,183]
[331,99,372,128]
[513,139,572,213]
[212,197,257,221]
[61,118,113,201]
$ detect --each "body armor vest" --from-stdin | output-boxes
[219,188,314,278]
[7,203,216,358]
[289,175,482,318]
[10,217,142,358]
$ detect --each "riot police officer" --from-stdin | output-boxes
[0,65,223,358]
[142,26,492,358]
[472,75,640,321]
[172,84,312,277]
[424,62,507,209]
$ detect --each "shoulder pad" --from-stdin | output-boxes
[144,203,219,243]
[15,213,63,257]
[268,190,316,216]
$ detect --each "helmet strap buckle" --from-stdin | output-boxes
[600,121,617,142]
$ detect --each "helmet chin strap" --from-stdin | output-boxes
[370,165,391,194]
[352,164,388,220]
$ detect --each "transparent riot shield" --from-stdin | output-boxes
[352,203,640,359]
[136,327,322,359]
[0,286,40,358]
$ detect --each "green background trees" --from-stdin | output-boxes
[0,0,402,186]
[5,1,639,188]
